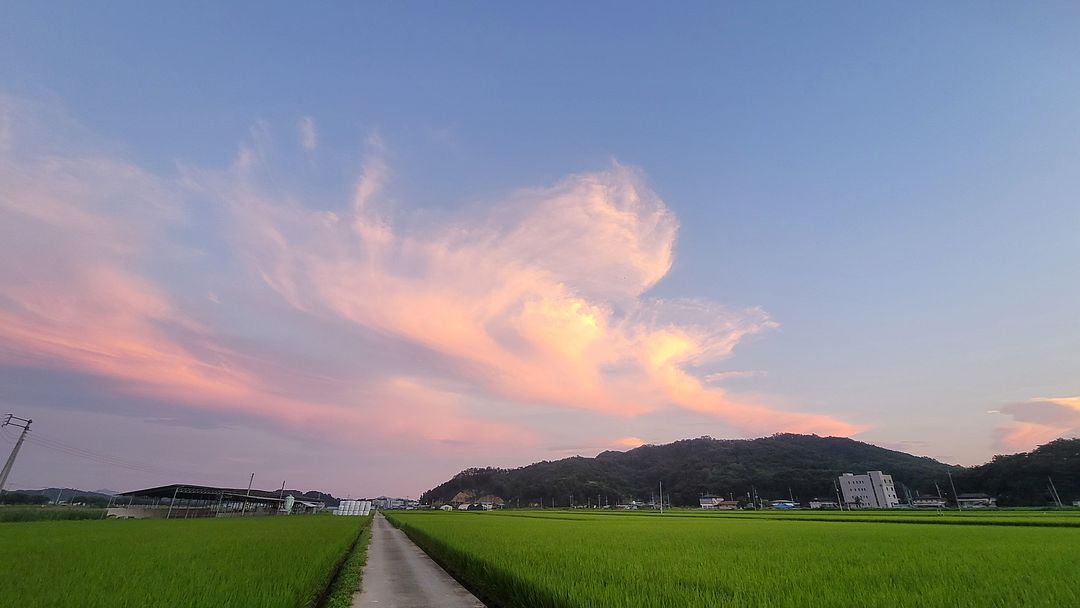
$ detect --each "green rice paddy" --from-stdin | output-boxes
[386,509,1080,608]
[0,515,369,608]
[0,505,105,522]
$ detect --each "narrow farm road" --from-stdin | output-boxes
[353,512,485,608]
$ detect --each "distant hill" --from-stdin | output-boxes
[423,434,964,507]
[953,438,1079,506]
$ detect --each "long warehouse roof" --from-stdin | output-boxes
[118,484,287,502]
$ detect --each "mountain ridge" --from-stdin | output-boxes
[423,433,1079,507]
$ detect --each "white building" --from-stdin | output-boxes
[912,495,947,509]
[956,493,997,508]
[839,471,900,508]
[333,500,371,516]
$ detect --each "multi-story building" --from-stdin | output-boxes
[839,471,900,508]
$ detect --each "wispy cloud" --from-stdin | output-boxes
[220,139,860,435]
[0,96,861,477]
[298,116,317,151]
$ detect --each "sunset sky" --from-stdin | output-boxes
[1,3,1078,497]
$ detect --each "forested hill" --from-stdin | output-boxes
[952,438,1079,506]
[422,434,963,507]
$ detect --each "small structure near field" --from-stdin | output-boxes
[699,495,722,509]
[956,493,997,508]
[912,495,947,508]
[333,499,371,516]
[700,495,740,509]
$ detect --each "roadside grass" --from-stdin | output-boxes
[0,515,366,608]
[387,510,1080,608]
[321,515,373,608]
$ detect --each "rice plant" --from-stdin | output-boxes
[387,509,1080,607]
[0,515,368,608]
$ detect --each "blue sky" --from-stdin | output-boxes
[1,2,1078,496]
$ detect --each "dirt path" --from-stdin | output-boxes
[352,512,485,608]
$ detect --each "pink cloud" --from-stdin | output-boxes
[994,397,1080,452]
[613,436,646,448]
[0,99,533,451]
[219,142,860,436]
[0,97,861,474]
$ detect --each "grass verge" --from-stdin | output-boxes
[319,515,373,608]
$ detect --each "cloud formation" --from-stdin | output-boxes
[0,97,860,480]
[219,141,860,435]
[995,397,1080,452]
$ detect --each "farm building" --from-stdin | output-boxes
[956,493,997,508]
[284,495,326,514]
[699,495,722,509]
[106,484,323,519]
[912,495,947,508]
[699,495,740,509]
[449,491,504,508]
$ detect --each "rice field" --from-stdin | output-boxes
[0,505,105,522]
[0,515,370,608]
[386,509,1080,608]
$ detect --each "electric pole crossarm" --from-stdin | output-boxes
[0,415,33,494]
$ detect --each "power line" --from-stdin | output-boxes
[30,433,237,485]
[2,424,237,486]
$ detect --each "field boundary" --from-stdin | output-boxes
[312,516,372,608]
[484,510,1080,528]
[385,513,560,608]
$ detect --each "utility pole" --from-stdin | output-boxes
[166,486,179,519]
[1048,477,1063,508]
[0,415,32,493]
[658,480,663,514]
[948,473,962,510]
[240,473,254,516]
